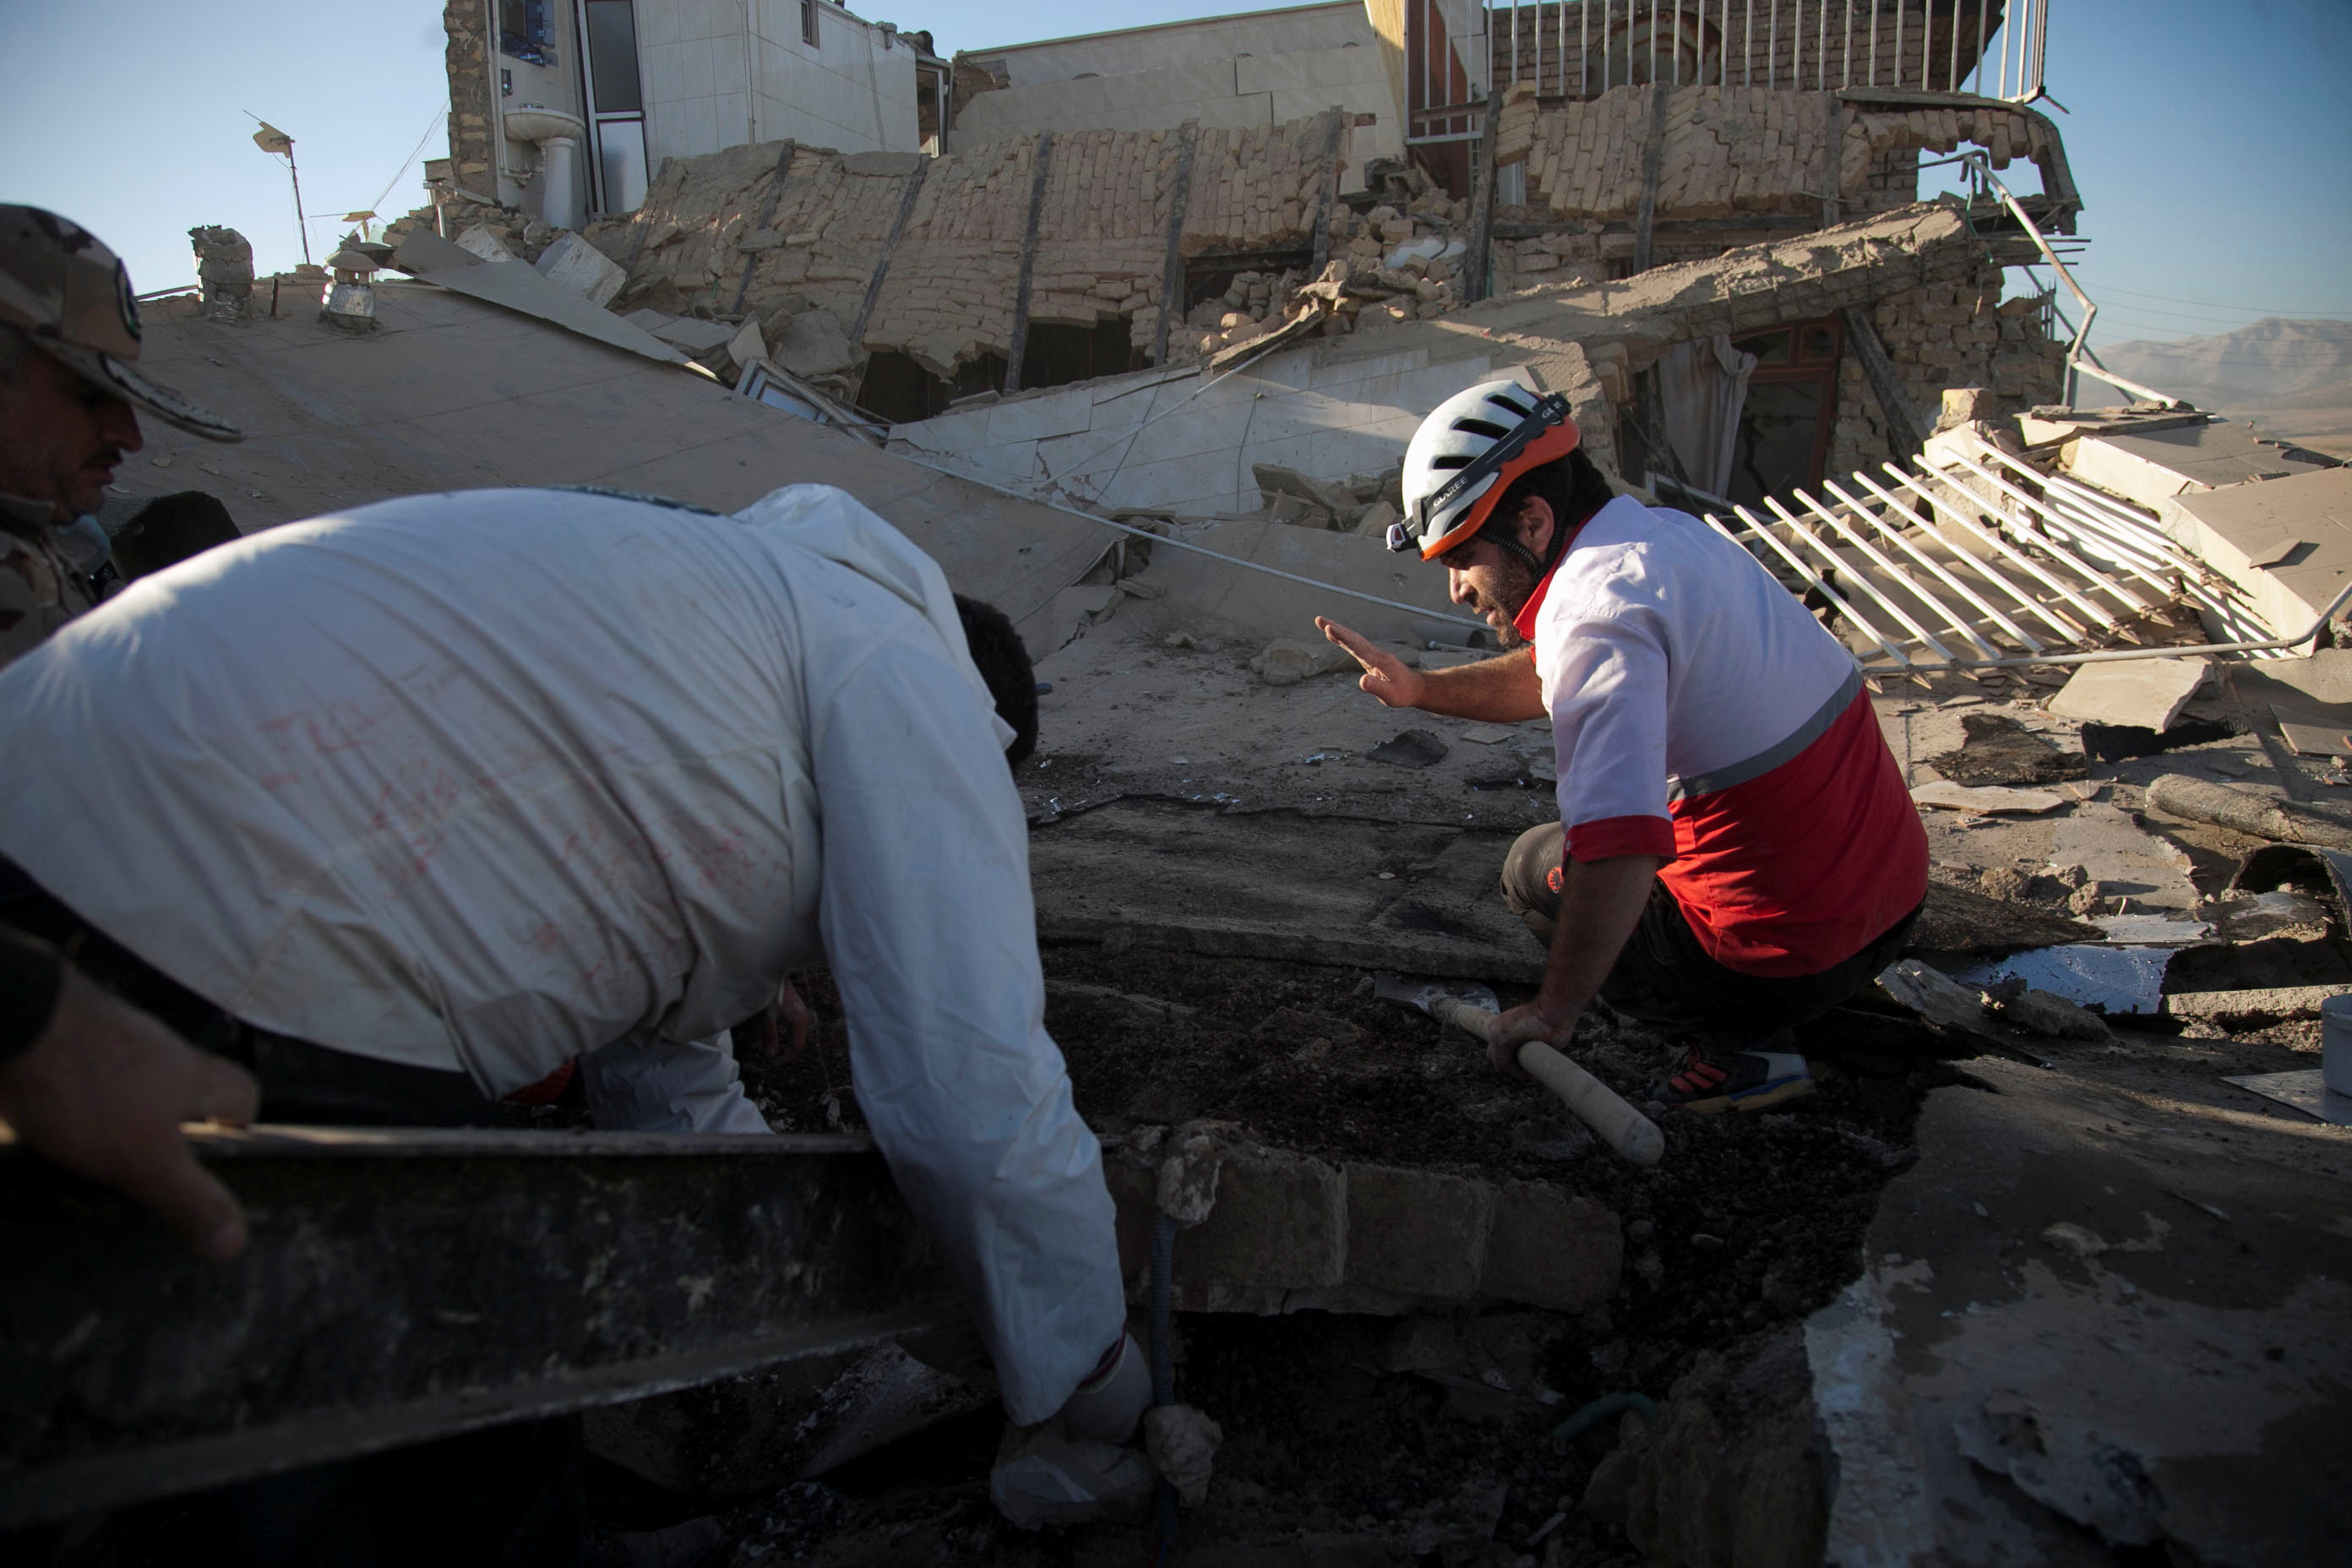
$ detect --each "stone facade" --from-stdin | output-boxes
[1492,83,2059,225]
[1836,260,2067,476]
[443,0,493,196]
[592,114,1351,382]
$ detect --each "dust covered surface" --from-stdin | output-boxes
[732,945,1943,1564]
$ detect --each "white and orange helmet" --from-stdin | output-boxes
[1391,379,1579,558]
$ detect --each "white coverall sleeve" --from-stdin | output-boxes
[580,1033,774,1135]
[809,638,1125,1425]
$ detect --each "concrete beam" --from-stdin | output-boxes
[0,1128,960,1528]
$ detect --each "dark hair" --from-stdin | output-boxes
[112,491,241,580]
[953,593,1038,770]
[1496,446,1616,572]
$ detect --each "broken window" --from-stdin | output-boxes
[497,0,557,66]
[1723,315,1844,509]
[1018,318,1141,395]
[857,351,1005,426]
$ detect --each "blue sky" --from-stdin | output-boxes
[3,1,2344,354]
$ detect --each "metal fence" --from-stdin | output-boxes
[1419,0,2051,143]
[1690,435,2328,675]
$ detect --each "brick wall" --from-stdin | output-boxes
[1831,255,2066,473]
[444,1,493,195]
[1492,83,2055,224]
[603,115,1346,383]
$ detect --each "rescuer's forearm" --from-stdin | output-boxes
[1534,853,1664,1025]
[1409,648,1546,721]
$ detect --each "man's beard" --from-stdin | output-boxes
[1478,554,1540,648]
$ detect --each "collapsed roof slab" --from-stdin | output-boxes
[2161,466,2352,638]
[2057,416,2341,514]
[890,200,1987,513]
[108,283,1120,653]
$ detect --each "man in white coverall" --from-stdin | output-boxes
[0,482,1143,1561]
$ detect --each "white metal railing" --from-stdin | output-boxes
[1477,1,2050,103]
[1692,434,2336,673]
[1919,148,2175,409]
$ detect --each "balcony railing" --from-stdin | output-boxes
[1412,1,2051,144]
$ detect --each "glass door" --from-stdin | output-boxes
[578,0,649,214]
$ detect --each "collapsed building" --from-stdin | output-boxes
[409,0,2084,519]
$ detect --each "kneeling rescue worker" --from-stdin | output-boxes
[1319,378,1929,1112]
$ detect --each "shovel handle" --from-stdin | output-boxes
[1431,998,1665,1168]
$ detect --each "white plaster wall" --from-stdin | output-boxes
[945,43,1401,192]
[888,344,1522,519]
[636,0,916,163]
[966,3,1373,86]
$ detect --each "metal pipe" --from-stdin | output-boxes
[1649,0,1658,84]
[1892,0,1904,89]
[1779,487,1960,659]
[1842,0,1852,88]
[1919,150,2184,408]
[1869,0,1878,86]
[1767,0,1776,87]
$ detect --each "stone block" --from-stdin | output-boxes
[1342,1163,1493,1300]
[531,231,626,308]
[1480,1181,1620,1309]
[2048,656,2210,732]
[455,223,517,264]
[1173,1147,1347,1297]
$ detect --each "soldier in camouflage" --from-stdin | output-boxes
[0,205,242,666]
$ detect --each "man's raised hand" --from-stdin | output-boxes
[1316,617,1426,710]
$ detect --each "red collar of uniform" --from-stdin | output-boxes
[1507,511,1597,642]
[1510,561,1564,643]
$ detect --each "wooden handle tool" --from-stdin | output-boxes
[1428,996,1665,1168]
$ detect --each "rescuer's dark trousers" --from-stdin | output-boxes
[1,859,585,1568]
[1498,821,1919,1041]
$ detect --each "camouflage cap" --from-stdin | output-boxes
[0,205,242,443]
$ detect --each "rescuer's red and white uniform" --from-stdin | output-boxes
[1516,493,1928,977]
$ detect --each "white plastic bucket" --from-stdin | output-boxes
[2321,994,2352,1097]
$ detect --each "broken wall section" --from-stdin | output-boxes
[593,114,1351,398]
[1492,84,2063,229]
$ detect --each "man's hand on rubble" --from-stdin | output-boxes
[1317,617,1427,709]
[746,977,812,1062]
[0,966,259,1260]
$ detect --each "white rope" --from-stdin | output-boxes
[892,452,1490,634]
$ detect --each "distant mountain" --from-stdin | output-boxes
[2095,317,2352,408]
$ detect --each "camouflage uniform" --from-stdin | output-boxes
[0,206,242,670]
[0,494,94,669]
